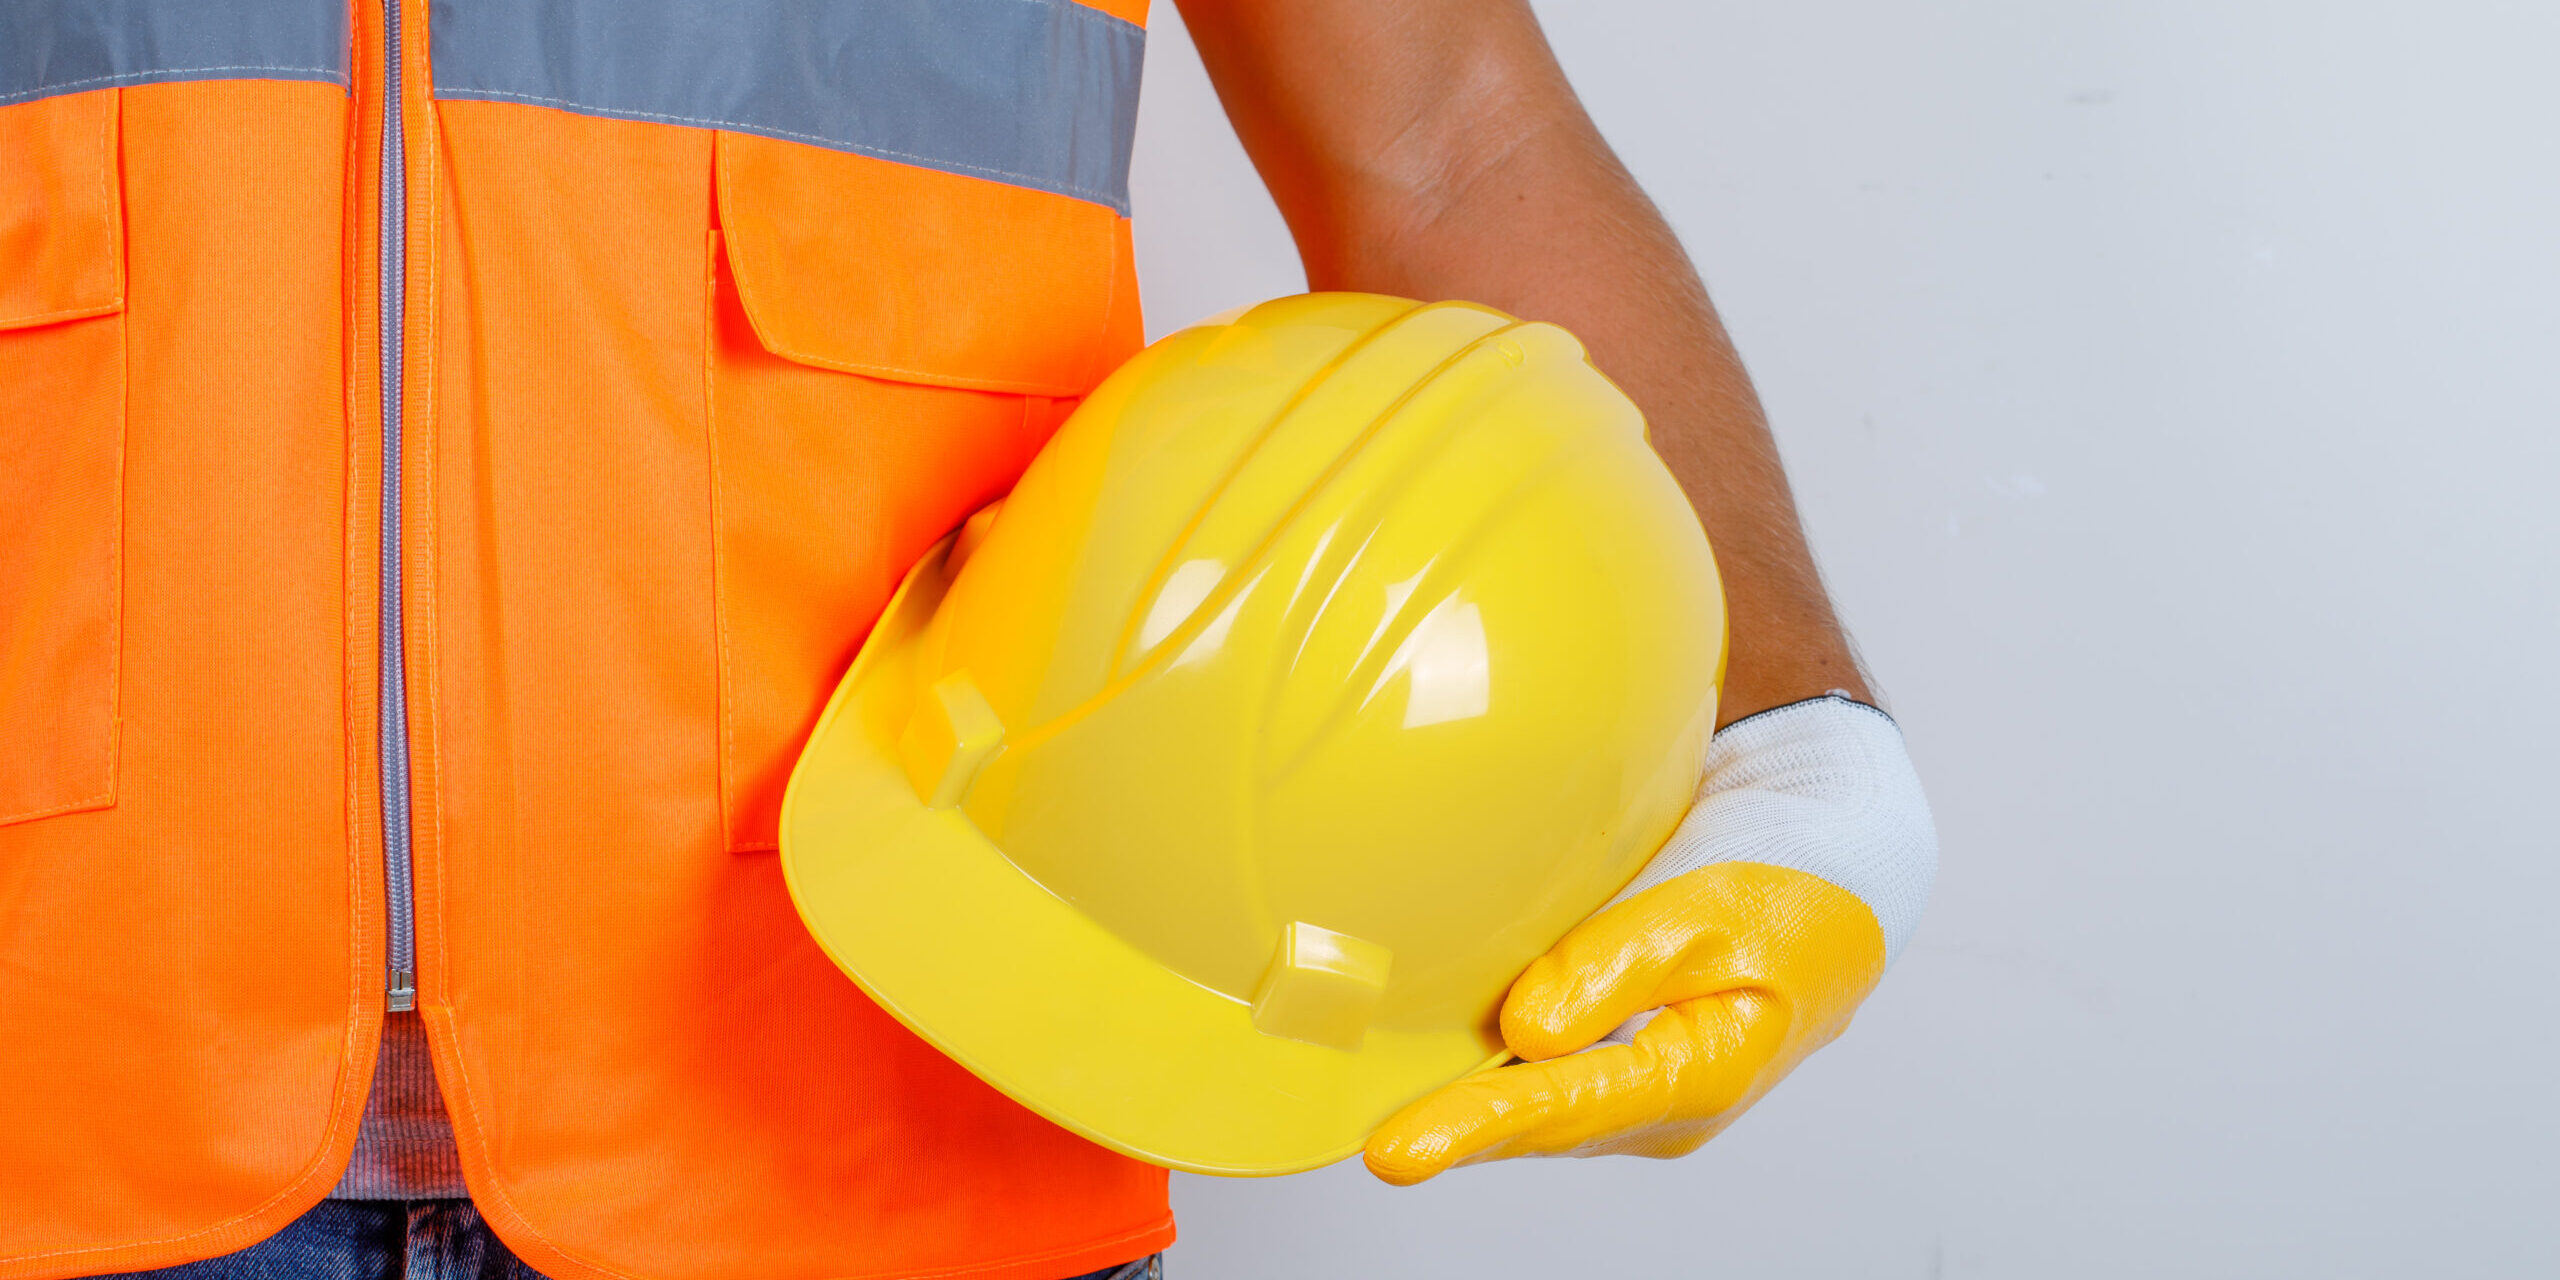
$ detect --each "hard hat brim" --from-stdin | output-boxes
[780,537,1508,1177]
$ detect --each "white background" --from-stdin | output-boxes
[1127,3,2560,1275]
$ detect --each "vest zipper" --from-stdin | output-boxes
[377,0,418,1014]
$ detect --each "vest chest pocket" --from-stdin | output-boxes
[703,132,1140,852]
[0,88,127,827]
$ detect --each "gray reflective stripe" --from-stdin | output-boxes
[0,0,349,107]
[430,0,1145,213]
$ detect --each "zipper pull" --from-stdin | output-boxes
[388,970,415,1012]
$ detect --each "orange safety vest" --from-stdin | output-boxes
[0,3,1165,1278]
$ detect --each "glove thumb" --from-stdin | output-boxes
[1498,872,1742,1062]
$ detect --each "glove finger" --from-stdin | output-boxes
[1560,989,1792,1158]
[1367,989,1789,1184]
[1363,1040,1672,1186]
[1500,873,1740,1061]
[1372,983,1792,1182]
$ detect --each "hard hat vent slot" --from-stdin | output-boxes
[898,671,1006,809]
[1249,921,1393,1051]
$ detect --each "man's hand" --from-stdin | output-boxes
[1366,697,1935,1182]
[1363,863,1882,1182]
[1178,0,1868,724]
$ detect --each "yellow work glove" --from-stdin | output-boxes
[1365,695,1931,1183]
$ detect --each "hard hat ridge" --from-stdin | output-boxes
[966,299,1617,752]
[923,292,1714,1037]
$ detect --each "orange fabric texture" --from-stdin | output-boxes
[718,135,1132,397]
[0,90,124,330]
[0,89,125,826]
[0,79,369,1271]
[0,3,1167,1277]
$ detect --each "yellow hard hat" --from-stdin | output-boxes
[779,293,1726,1176]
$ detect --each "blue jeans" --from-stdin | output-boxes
[98,1199,1161,1280]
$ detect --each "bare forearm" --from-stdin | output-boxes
[1181,0,1868,720]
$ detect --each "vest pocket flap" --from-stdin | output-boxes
[0,90,124,827]
[0,91,124,331]
[715,130,1126,398]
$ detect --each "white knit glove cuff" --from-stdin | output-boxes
[1605,693,1937,965]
